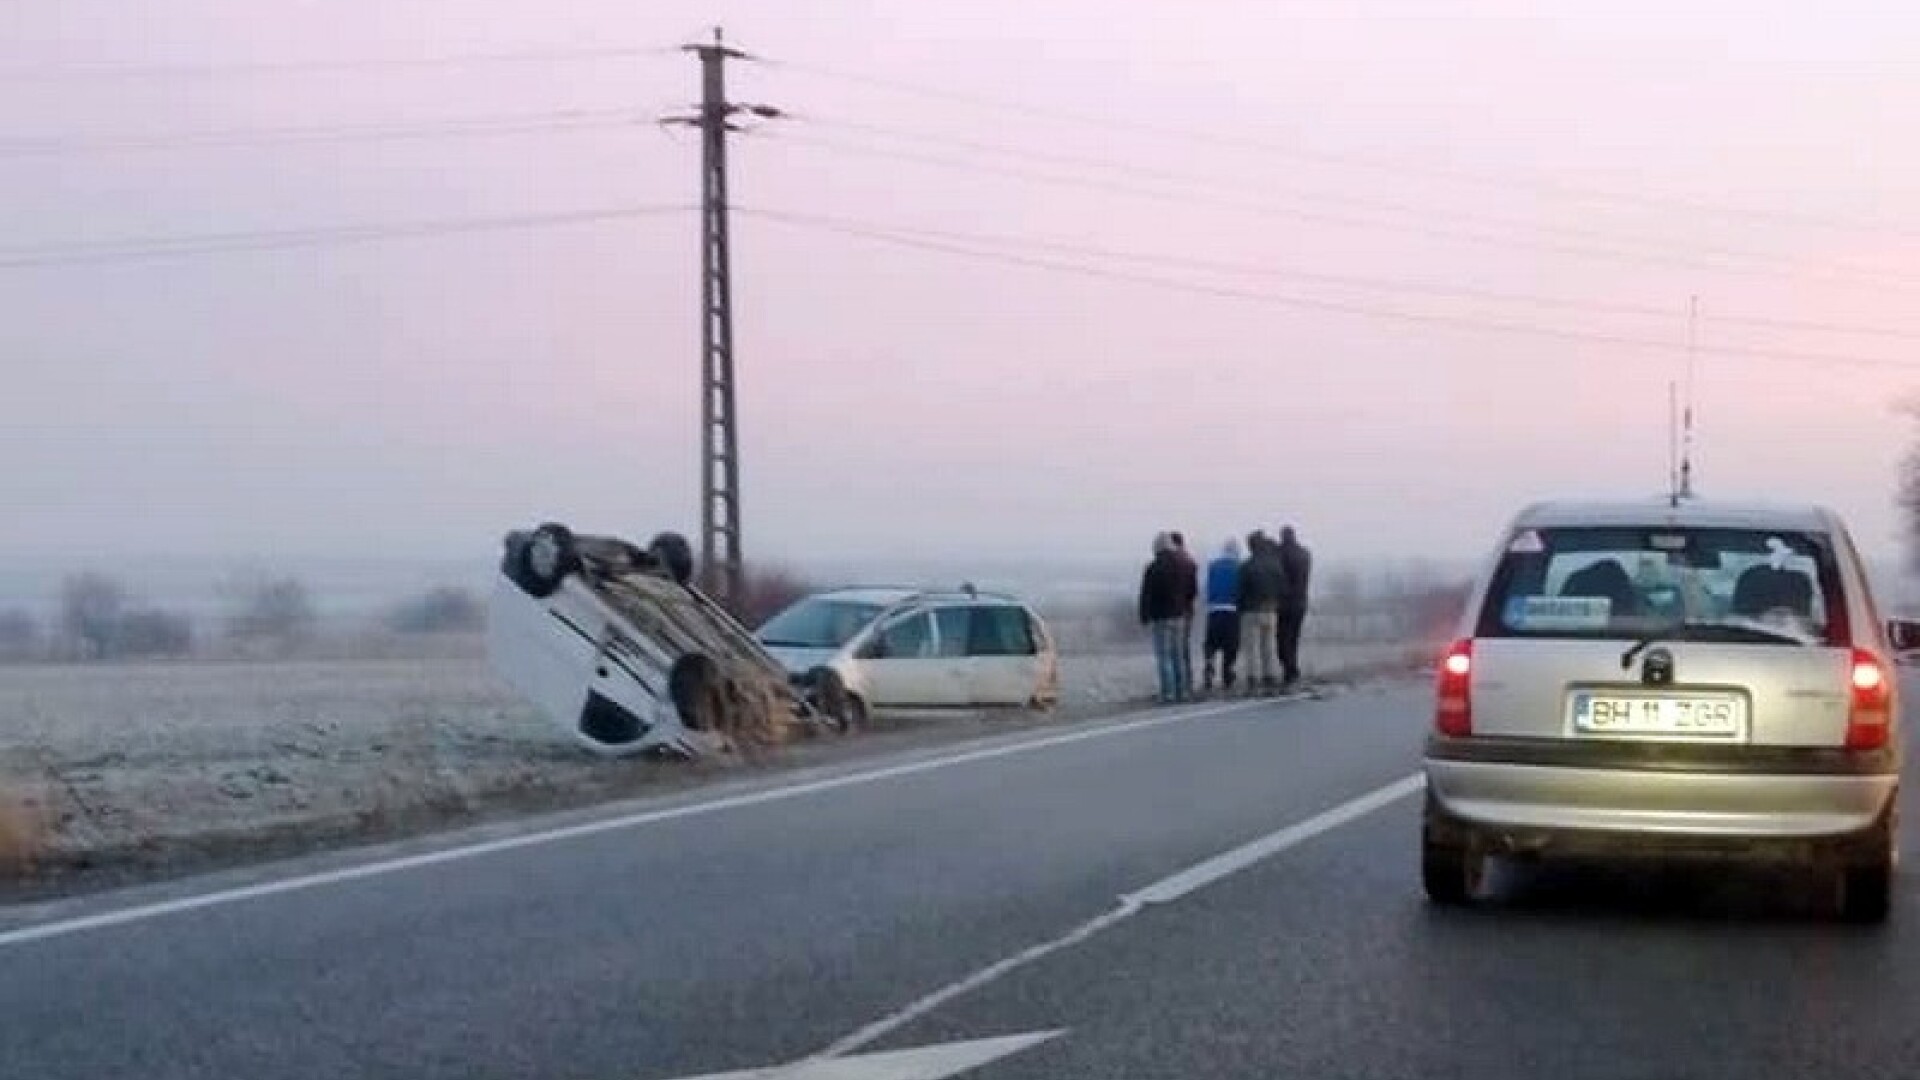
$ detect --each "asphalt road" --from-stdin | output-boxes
[3,678,1917,1080]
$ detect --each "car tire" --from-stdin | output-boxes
[519,523,581,598]
[809,667,864,732]
[1839,808,1896,924]
[1841,861,1892,924]
[1422,837,1483,906]
[668,653,721,731]
[1421,791,1484,905]
[647,532,696,585]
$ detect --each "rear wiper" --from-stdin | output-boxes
[1620,636,1662,670]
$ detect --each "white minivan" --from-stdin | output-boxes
[757,588,1060,725]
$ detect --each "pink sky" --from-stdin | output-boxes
[4,0,1919,573]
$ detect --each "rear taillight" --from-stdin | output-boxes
[1435,639,1473,737]
[1846,648,1891,751]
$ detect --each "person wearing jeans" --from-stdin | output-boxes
[1236,531,1286,693]
[1138,533,1190,703]
[1150,619,1185,703]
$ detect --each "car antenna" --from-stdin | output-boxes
[1677,294,1699,502]
[1667,380,1680,508]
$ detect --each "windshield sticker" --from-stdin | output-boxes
[1507,529,1546,554]
[1766,536,1791,569]
[1505,595,1612,630]
[1649,532,1687,551]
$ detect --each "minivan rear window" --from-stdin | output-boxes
[1475,526,1849,646]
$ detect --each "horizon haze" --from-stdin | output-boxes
[6,1,1919,582]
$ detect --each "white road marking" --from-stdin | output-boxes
[816,903,1132,1061]
[0,698,1274,949]
[1127,773,1427,905]
[817,773,1425,1059]
[665,1030,1063,1080]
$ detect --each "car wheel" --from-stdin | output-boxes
[1421,791,1484,905]
[668,653,721,731]
[809,667,864,732]
[1839,810,1896,924]
[647,532,695,585]
[1422,836,1484,906]
[519,523,580,598]
[1841,861,1892,924]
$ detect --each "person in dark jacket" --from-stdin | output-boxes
[1169,530,1199,693]
[1138,533,1189,703]
[1202,538,1242,693]
[1276,525,1313,688]
[1237,531,1286,694]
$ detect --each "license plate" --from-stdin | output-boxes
[1569,692,1743,738]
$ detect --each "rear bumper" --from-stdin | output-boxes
[1424,736,1898,845]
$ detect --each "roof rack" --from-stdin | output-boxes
[904,587,1021,604]
[821,584,1025,605]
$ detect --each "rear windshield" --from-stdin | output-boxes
[1475,526,1849,647]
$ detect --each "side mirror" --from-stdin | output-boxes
[858,635,889,661]
[1890,619,1920,653]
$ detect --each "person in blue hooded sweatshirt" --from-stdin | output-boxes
[1202,538,1242,695]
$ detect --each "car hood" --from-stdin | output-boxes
[762,644,841,676]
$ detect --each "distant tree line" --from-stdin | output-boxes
[0,572,489,664]
[53,572,193,660]
[383,586,484,634]
[717,565,814,628]
[1051,564,1472,653]
[0,557,813,664]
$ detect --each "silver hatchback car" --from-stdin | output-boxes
[1422,498,1919,920]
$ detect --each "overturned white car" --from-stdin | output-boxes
[488,523,835,758]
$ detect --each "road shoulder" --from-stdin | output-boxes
[0,675,1413,909]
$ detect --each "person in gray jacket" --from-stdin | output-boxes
[1236,531,1287,694]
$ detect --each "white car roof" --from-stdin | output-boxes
[812,587,923,606]
[809,586,1028,608]
[1512,498,1843,534]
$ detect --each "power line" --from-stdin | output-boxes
[734,208,1920,343]
[767,130,1920,290]
[737,206,1920,374]
[0,108,656,157]
[0,205,691,268]
[765,57,1919,241]
[759,131,1920,290]
[792,116,1912,287]
[0,44,680,82]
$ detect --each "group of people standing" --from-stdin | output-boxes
[1137,528,1312,703]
